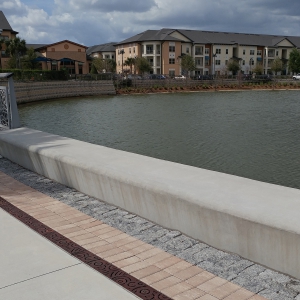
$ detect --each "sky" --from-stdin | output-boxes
[1,0,300,47]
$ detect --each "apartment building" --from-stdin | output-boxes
[87,42,116,60]
[0,11,18,69]
[116,29,300,76]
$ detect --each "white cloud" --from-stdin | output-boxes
[2,0,300,46]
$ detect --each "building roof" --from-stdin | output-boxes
[0,11,18,34]
[34,40,88,50]
[116,29,182,45]
[117,28,300,48]
[87,42,116,55]
[26,43,48,50]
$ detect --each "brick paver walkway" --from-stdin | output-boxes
[0,170,267,300]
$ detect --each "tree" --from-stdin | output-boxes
[21,47,39,70]
[135,57,152,74]
[288,48,300,74]
[180,54,195,76]
[271,57,283,74]
[227,59,240,75]
[124,57,136,74]
[4,37,27,69]
[252,64,263,75]
[106,59,116,73]
[92,57,116,73]
[0,37,4,69]
[90,63,98,74]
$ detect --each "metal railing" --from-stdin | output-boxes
[0,73,20,129]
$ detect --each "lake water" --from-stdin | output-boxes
[18,90,300,190]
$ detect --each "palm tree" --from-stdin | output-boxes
[124,57,136,74]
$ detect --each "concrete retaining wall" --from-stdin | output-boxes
[1,127,300,279]
[14,81,116,104]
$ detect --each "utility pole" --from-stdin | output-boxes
[120,49,125,75]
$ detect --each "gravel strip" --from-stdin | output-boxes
[1,157,300,299]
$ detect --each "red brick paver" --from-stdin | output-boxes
[0,171,267,300]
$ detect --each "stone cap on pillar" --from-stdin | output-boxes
[0,73,14,79]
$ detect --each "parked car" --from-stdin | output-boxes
[255,74,273,81]
[127,74,142,80]
[292,73,300,80]
[148,74,166,79]
[174,75,186,80]
[193,75,213,80]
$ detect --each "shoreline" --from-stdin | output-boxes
[116,85,300,95]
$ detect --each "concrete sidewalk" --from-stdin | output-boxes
[0,208,139,300]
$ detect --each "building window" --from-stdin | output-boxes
[129,48,131,53]
[276,50,279,56]
[146,45,153,54]
[257,50,262,56]
[195,46,203,55]
[156,45,161,54]
[105,55,110,59]
[195,58,203,66]
[250,59,254,65]
[215,60,221,65]
[226,49,228,54]
[169,58,175,64]
[186,47,189,54]
[250,50,255,55]
[147,58,153,66]
[216,49,221,54]
[225,60,228,65]
[169,45,175,52]
[205,59,210,66]
[133,47,135,53]
[112,55,114,59]
[243,49,245,55]
[242,60,245,65]
[205,48,209,54]
[0,35,9,41]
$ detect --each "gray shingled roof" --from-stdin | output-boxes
[87,42,116,55]
[178,29,300,47]
[116,29,182,45]
[26,44,48,50]
[0,11,18,34]
[117,27,300,48]
[0,11,12,30]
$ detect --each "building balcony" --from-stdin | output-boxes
[195,52,203,56]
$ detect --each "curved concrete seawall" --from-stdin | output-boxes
[14,81,116,104]
[1,127,300,279]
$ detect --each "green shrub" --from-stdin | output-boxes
[1,69,68,81]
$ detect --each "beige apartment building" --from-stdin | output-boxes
[116,28,300,76]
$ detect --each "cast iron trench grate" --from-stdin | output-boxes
[0,196,171,300]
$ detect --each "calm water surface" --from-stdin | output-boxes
[18,91,300,190]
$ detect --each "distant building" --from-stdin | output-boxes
[28,41,89,75]
[87,42,116,60]
[0,11,18,69]
[115,28,300,76]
